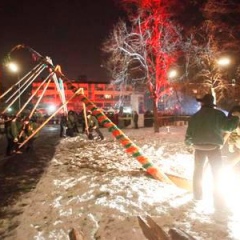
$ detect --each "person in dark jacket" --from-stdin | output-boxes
[5,115,23,155]
[185,93,240,210]
[5,115,15,156]
[60,114,67,138]
[132,111,139,129]
[66,111,75,137]
[22,117,40,152]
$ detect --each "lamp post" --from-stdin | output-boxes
[8,62,21,110]
[217,57,230,67]
[168,69,177,79]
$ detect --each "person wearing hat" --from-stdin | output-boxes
[86,111,104,140]
[185,93,240,210]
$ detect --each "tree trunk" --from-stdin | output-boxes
[211,87,217,105]
[153,98,160,133]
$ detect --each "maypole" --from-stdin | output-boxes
[81,94,173,183]
[54,66,173,184]
[5,45,192,188]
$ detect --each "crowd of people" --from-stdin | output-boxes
[0,108,143,158]
[0,114,40,156]
[59,109,142,140]
[59,110,105,140]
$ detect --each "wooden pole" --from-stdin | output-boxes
[81,89,89,136]
[2,65,46,114]
[18,87,83,148]
[16,73,54,118]
[0,62,43,100]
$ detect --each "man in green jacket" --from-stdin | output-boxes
[86,111,104,140]
[5,115,23,155]
[185,94,240,210]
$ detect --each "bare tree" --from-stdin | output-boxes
[183,0,240,108]
[102,0,183,132]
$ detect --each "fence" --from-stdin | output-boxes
[45,114,190,128]
[158,115,190,127]
[117,115,190,128]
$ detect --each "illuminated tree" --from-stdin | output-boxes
[102,0,182,132]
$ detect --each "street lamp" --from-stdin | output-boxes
[217,57,230,67]
[8,62,19,73]
[8,62,21,110]
[163,69,178,111]
[168,69,178,79]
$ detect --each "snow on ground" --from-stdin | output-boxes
[4,126,240,239]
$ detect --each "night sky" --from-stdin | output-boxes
[0,0,124,82]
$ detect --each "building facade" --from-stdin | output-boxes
[31,81,134,114]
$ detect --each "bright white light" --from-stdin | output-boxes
[217,57,230,66]
[7,107,13,112]
[104,94,111,99]
[168,70,177,79]
[8,62,19,72]
[202,165,214,202]
[48,105,56,113]
[219,167,240,214]
[123,107,132,114]
[202,164,240,215]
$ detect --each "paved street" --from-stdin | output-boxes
[0,125,60,238]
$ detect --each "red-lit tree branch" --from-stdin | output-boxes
[102,0,182,132]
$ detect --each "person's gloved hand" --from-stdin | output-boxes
[228,144,235,153]
[13,137,18,143]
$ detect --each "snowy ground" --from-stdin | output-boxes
[1,125,240,240]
